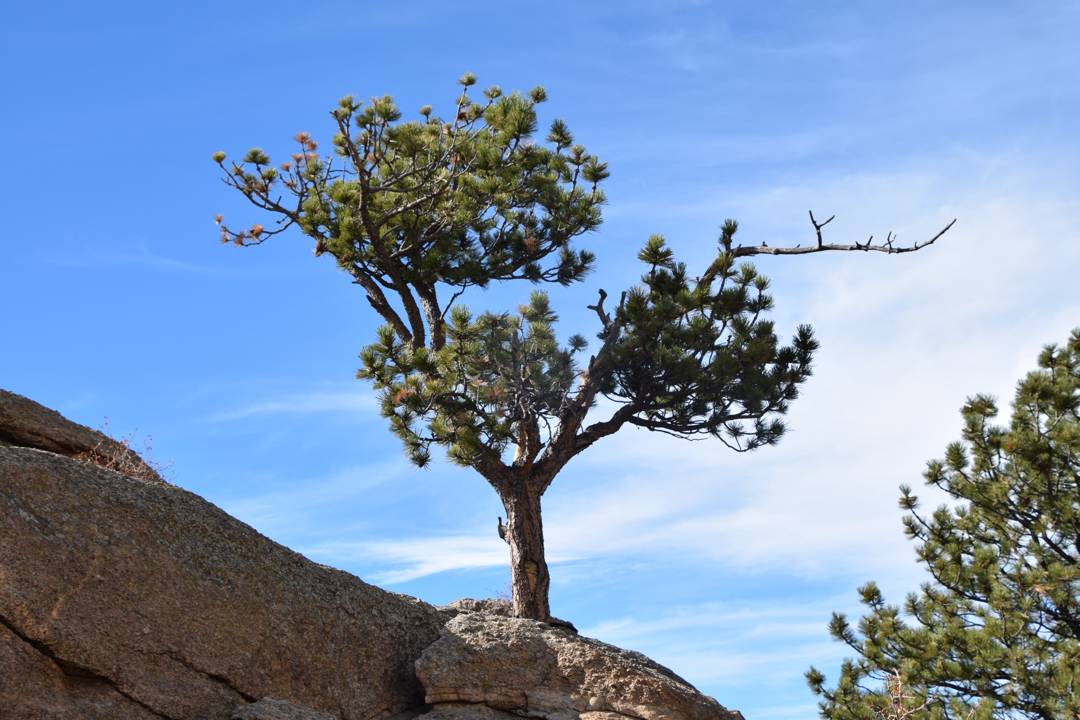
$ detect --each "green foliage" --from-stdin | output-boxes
[358,290,585,469]
[215,77,605,351]
[358,221,817,471]
[603,229,816,449]
[807,330,1080,720]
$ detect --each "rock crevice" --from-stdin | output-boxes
[0,610,172,719]
[0,609,112,684]
[155,647,259,705]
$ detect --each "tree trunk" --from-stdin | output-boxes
[501,488,550,621]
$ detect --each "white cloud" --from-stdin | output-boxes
[305,535,545,585]
[576,595,867,711]
[214,459,405,533]
[583,600,840,642]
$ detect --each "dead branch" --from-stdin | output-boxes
[729,212,956,258]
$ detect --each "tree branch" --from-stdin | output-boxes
[345,264,413,346]
[730,213,956,258]
[586,289,612,327]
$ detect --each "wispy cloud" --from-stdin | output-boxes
[583,600,843,642]
[303,535,531,584]
[205,389,376,422]
[214,459,406,534]
[575,595,864,709]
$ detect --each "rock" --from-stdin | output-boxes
[0,617,160,719]
[415,704,521,720]
[415,612,743,720]
[231,698,339,720]
[440,598,577,633]
[443,598,514,617]
[0,389,162,482]
[0,445,446,720]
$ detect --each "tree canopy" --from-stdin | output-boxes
[807,330,1080,720]
[213,73,606,354]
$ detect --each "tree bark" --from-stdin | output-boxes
[500,487,550,621]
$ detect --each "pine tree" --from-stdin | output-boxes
[213,75,951,621]
[807,330,1080,720]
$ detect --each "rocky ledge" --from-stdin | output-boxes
[417,608,742,720]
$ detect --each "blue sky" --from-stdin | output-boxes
[3,2,1079,718]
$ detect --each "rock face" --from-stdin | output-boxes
[231,698,340,720]
[0,390,746,720]
[0,444,445,720]
[415,611,743,720]
[414,705,521,720]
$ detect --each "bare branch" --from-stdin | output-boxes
[586,289,611,327]
[730,214,956,258]
[809,210,835,247]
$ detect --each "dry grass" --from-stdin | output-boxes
[79,417,176,484]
